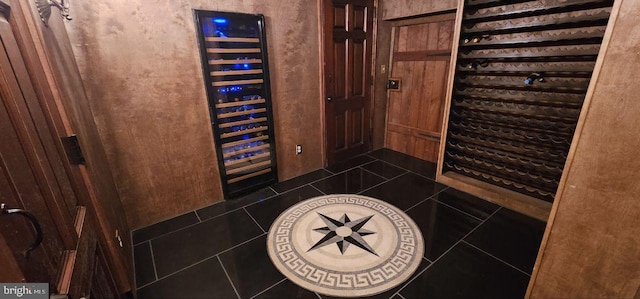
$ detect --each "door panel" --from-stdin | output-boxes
[385,15,455,163]
[0,18,69,283]
[0,4,112,296]
[14,0,133,291]
[324,0,373,165]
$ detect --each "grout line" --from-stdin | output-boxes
[364,153,379,160]
[430,197,486,222]
[244,207,267,233]
[242,184,309,210]
[424,256,434,264]
[461,240,531,277]
[217,256,241,299]
[402,187,450,212]
[397,293,406,299]
[134,191,283,246]
[148,241,159,281]
[373,157,439,183]
[133,186,286,246]
[358,165,388,181]
[217,232,267,256]
[273,171,336,195]
[309,184,327,195]
[136,278,158,291]
[359,158,380,168]
[144,232,267,289]
[132,209,203,237]
[250,278,287,299]
[132,214,221,246]
[409,170,439,182]
[393,207,502,297]
[357,171,407,195]
[315,292,322,299]
[324,156,379,177]
[269,186,280,195]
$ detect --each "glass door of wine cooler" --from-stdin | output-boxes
[194,10,277,198]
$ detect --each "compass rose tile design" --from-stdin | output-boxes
[266,194,424,297]
[308,213,378,256]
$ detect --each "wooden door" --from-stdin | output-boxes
[323,0,374,166]
[0,6,117,298]
[10,0,133,293]
[385,14,455,162]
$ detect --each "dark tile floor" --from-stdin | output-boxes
[132,148,546,299]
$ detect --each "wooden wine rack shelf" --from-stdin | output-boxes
[221,135,268,148]
[219,117,268,128]
[212,79,264,87]
[206,48,261,54]
[223,143,270,159]
[205,37,260,43]
[217,108,267,119]
[215,98,265,108]
[224,151,271,167]
[210,69,263,76]
[209,59,263,65]
[220,126,268,139]
[438,0,614,216]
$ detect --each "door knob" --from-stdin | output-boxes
[1,203,43,258]
[327,97,333,102]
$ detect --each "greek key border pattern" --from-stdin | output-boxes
[272,196,419,290]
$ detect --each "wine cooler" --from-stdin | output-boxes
[194,10,278,198]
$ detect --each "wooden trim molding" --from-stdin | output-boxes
[436,0,464,178]
[440,172,551,221]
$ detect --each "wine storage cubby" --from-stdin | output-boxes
[194,10,277,198]
[441,0,614,203]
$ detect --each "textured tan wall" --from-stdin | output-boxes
[65,0,323,228]
[381,0,457,20]
[528,0,640,297]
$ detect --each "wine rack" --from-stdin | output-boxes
[194,10,277,198]
[441,0,614,203]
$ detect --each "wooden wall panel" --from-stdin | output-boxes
[528,0,640,297]
[381,0,457,20]
[65,0,323,228]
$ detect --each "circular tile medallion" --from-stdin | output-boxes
[267,194,424,297]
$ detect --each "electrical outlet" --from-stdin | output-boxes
[296,145,302,155]
[381,64,387,74]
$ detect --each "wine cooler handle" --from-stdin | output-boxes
[327,97,333,102]
[1,203,44,258]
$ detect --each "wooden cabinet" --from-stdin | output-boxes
[437,0,615,220]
